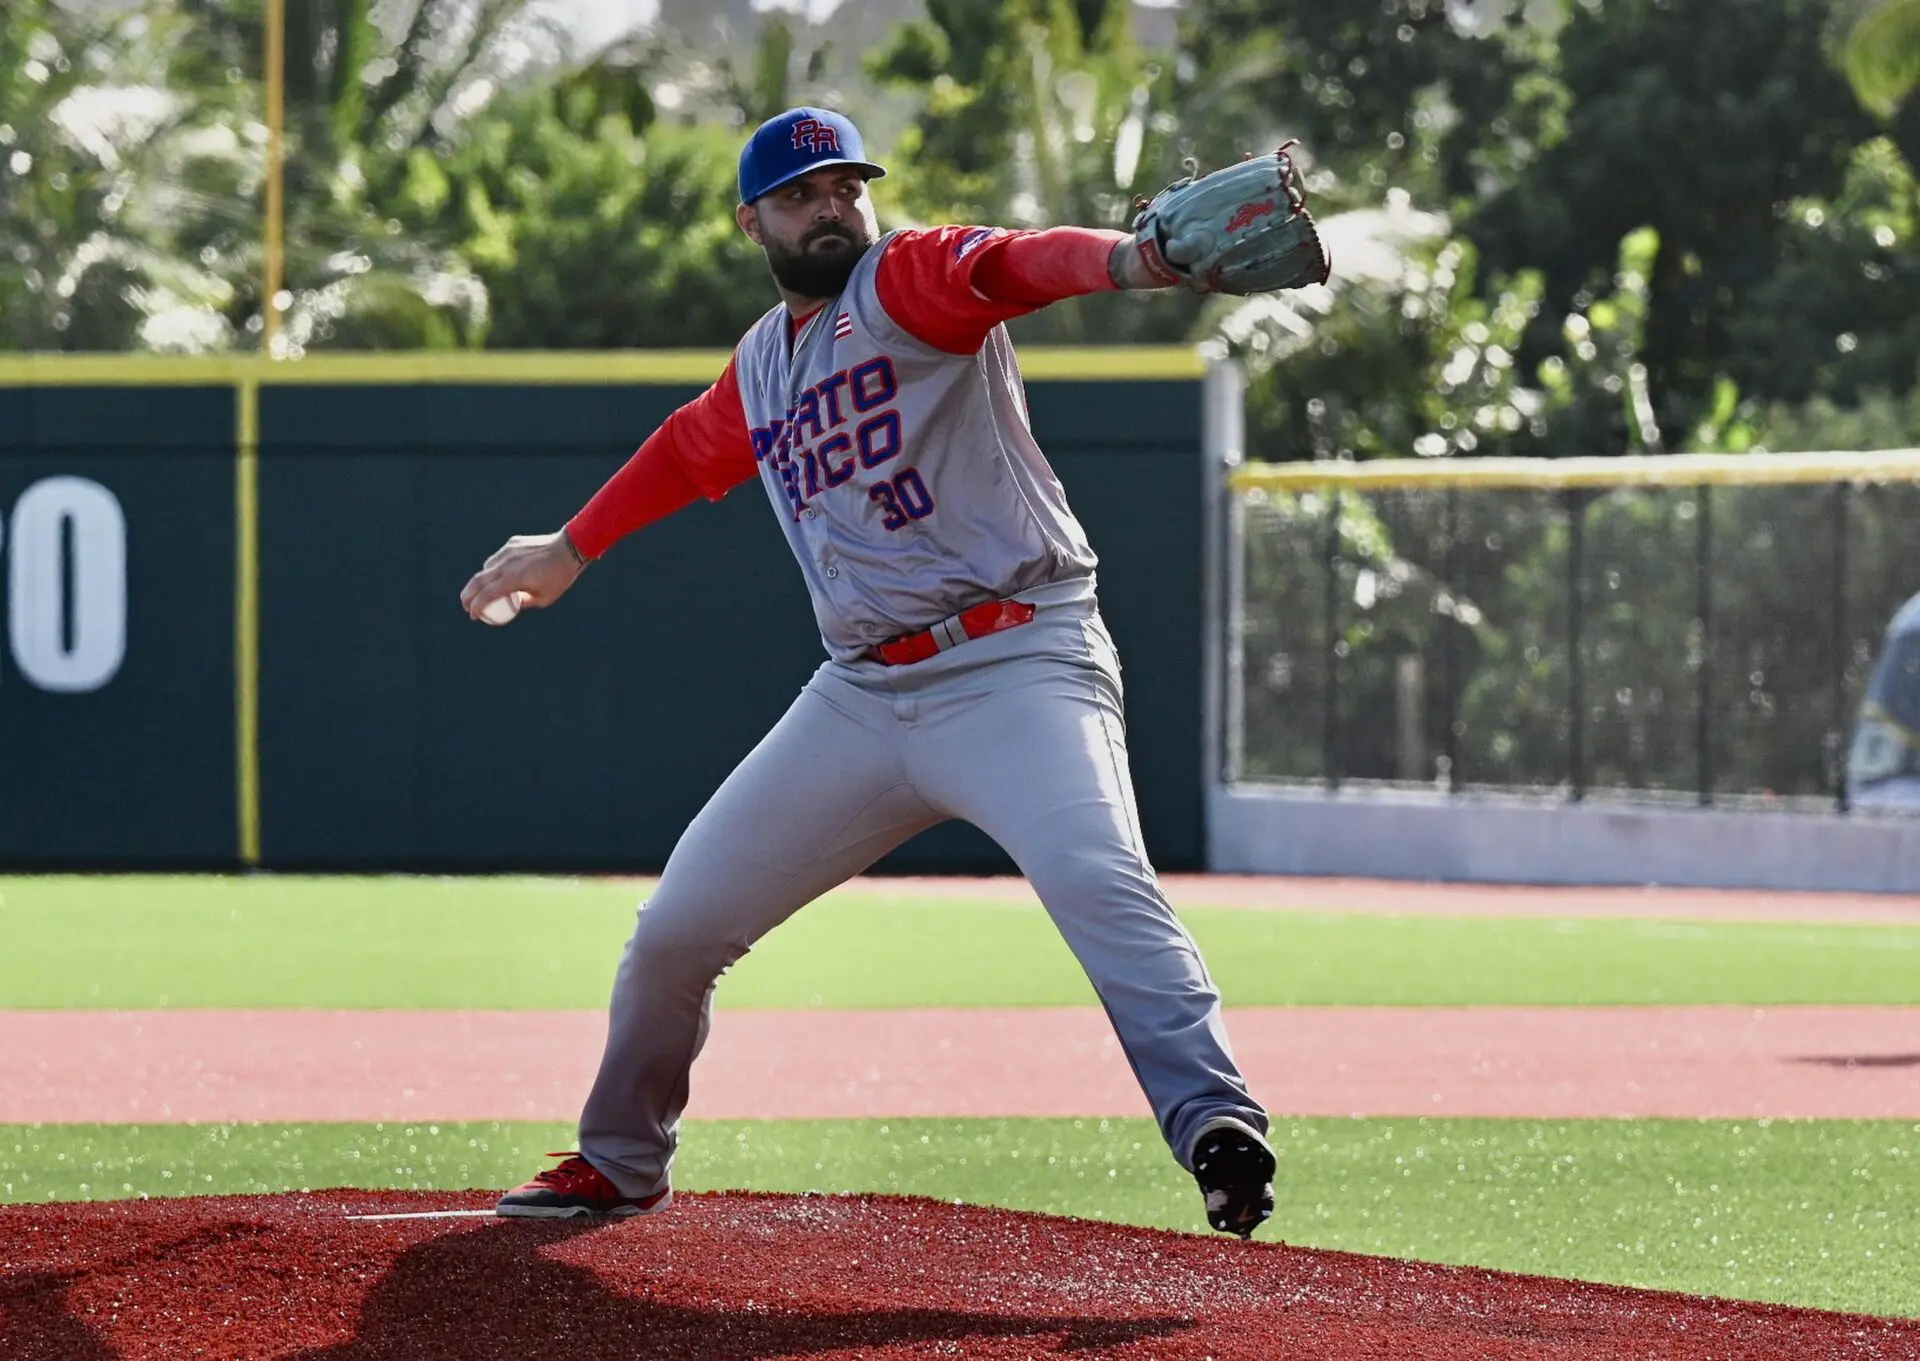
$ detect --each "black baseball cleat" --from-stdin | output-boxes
[1190,1119,1276,1240]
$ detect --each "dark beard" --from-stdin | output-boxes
[765,224,872,299]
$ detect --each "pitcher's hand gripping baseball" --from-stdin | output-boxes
[460,528,589,626]
[1128,141,1332,296]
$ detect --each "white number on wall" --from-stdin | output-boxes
[5,476,128,693]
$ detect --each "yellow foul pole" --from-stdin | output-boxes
[236,0,283,865]
[263,0,286,352]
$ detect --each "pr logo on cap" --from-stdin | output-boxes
[738,107,888,204]
[791,119,840,153]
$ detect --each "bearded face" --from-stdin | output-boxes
[741,168,881,301]
[762,218,874,298]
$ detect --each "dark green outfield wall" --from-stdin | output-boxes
[256,379,1206,873]
[0,373,1207,872]
[0,387,235,864]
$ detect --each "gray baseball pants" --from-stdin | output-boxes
[577,594,1267,1197]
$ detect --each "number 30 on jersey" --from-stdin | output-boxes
[868,467,936,531]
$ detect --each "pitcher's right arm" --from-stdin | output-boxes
[459,354,758,624]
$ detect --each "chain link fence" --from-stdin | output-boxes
[1227,459,1920,813]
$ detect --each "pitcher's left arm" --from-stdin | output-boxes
[872,224,1172,355]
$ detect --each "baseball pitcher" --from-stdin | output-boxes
[459,107,1330,1239]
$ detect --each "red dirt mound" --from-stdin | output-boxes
[2,1191,1914,1360]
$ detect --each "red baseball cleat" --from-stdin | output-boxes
[495,1152,673,1219]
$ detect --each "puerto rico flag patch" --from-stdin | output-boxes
[833,312,854,340]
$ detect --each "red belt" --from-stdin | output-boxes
[867,598,1037,666]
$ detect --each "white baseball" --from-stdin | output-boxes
[480,591,530,626]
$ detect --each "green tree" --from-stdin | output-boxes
[1717,138,1920,408]
[867,0,1203,341]
[872,0,1161,223]
[1175,0,1565,212]
[1466,0,1878,443]
[355,10,866,348]
[1224,231,1544,466]
[0,2,231,350]
[409,85,774,348]
[151,0,540,351]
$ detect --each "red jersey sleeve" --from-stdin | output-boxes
[875,225,1127,355]
[565,353,758,559]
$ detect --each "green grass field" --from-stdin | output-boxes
[5,873,1917,1320]
[5,874,1920,1008]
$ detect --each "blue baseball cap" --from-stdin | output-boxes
[738,107,888,204]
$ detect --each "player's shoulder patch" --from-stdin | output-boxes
[954,226,996,260]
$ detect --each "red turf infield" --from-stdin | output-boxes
[5,1190,1917,1360]
[8,1005,1919,1124]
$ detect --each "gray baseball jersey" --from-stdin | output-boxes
[733,230,1099,661]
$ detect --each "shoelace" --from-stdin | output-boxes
[532,1152,601,1191]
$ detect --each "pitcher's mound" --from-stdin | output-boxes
[2,1190,1912,1359]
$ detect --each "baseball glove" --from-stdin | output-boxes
[1129,141,1332,296]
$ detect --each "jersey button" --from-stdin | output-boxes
[825,567,839,579]
[803,508,817,520]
